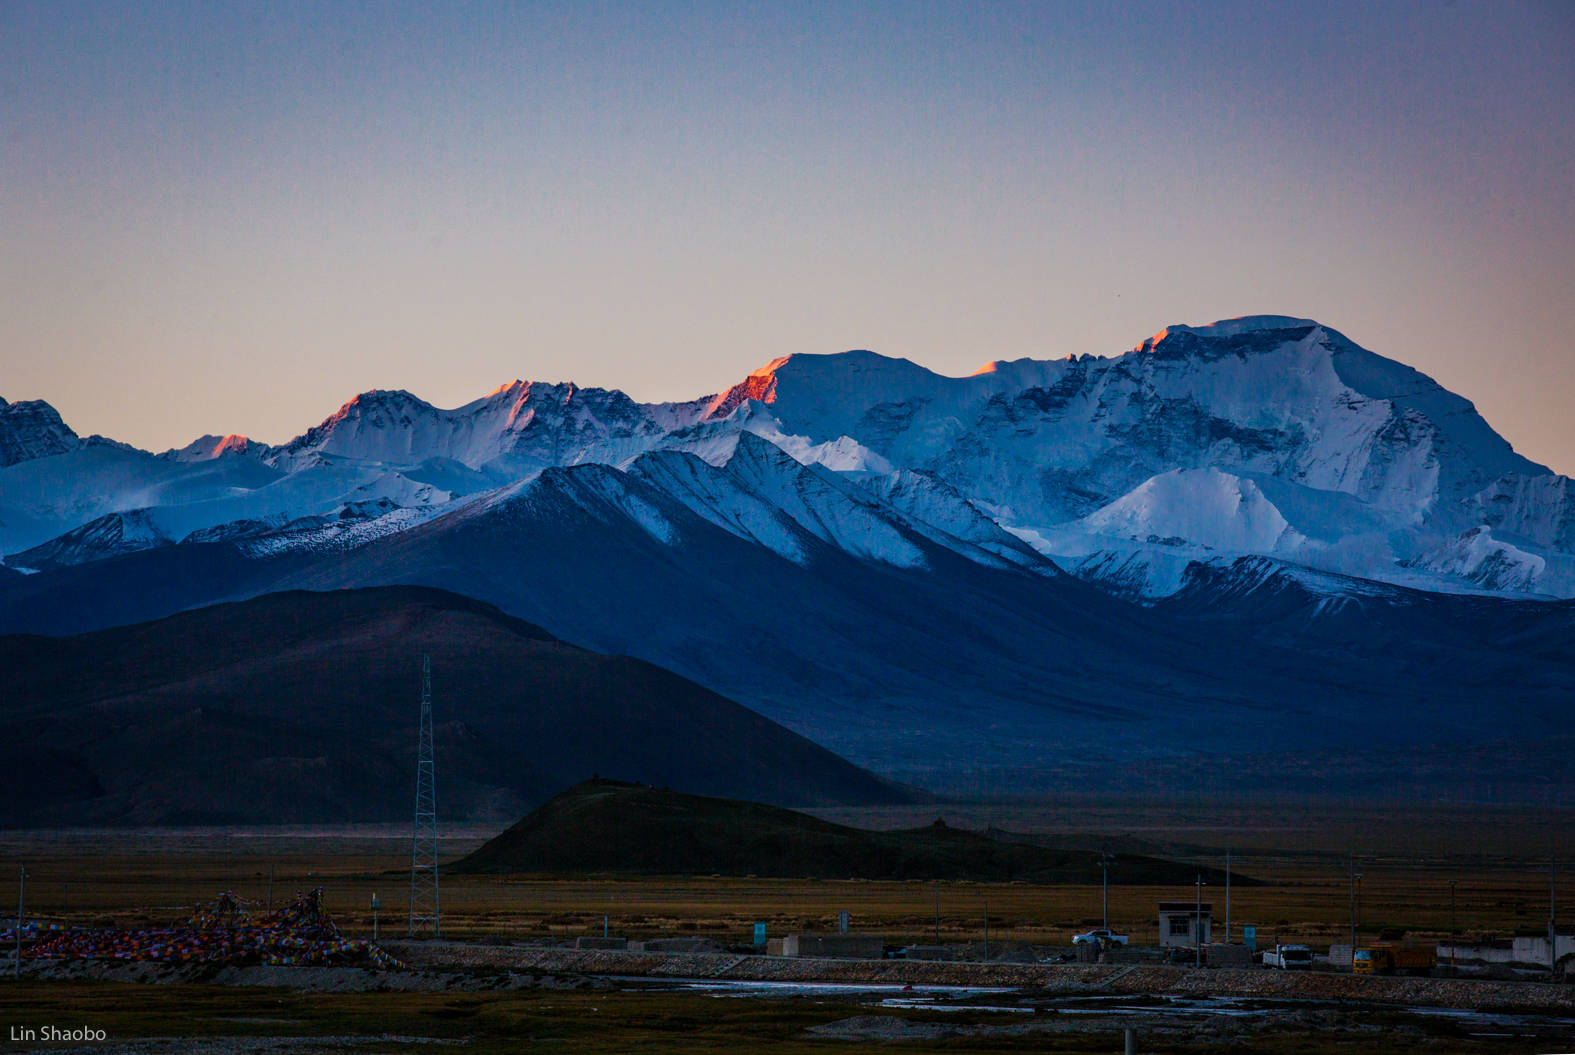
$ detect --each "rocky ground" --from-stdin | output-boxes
[9,942,1575,1052]
[382,940,1575,1014]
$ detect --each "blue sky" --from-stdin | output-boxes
[4,1,1572,470]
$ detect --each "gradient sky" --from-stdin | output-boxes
[4,1,1573,471]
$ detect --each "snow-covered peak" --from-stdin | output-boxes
[270,379,707,472]
[7,315,1574,601]
[703,357,791,419]
[339,388,431,416]
[273,389,443,467]
[0,397,80,467]
[163,433,266,462]
[705,350,954,426]
[967,357,1077,389]
[1320,327,1545,481]
[1083,468,1304,554]
[8,508,171,570]
[290,388,435,449]
[485,379,528,398]
[1138,315,1320,351]
[1125,318,1540,477]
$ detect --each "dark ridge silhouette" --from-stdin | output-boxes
[0,586,910,826]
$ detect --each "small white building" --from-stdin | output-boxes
[1158,901,1212,949]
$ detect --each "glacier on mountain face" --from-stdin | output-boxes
[1470,473,1575,552]
[1409,526,1550,595]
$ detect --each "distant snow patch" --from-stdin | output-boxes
[614,494,680,546]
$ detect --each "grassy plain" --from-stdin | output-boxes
[1,797,1567,950]
[0,798,1570,1053]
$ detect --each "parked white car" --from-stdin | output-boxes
[1072,928,1130,945]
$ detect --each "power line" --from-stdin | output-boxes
[409,654,440,938]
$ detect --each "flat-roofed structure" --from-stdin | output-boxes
[1158,902,1212,949]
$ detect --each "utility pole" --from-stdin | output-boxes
[1225,848,1231,945]
[14,866,26,979]
[1448,880,1457,973]
[371,892,380,942]
[934,881,940,945]
[1195,875,1205,968]
[1099,853,1115,931]
[983,898,989,961]
[1348,865,1363,970]
[1551,852,1559,982]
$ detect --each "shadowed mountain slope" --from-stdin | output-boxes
[1,456,1571,801]
[0,587,908,826]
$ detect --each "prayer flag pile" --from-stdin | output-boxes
[26,888,402,969]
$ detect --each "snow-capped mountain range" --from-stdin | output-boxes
[4,315,1571,599]
[6,319,1574,799]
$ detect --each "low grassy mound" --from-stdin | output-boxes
[452,779,1254,884]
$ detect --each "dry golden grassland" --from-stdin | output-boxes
[0,800,1570,1055]
[1,798,1566,951]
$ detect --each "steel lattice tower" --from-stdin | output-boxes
[409,653,440,937]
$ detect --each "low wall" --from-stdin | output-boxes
[573,937,628,951]
[632,938,724,955]
[783,934,885,959]
[1205,943,1254,968]
[1438,936,1573,969]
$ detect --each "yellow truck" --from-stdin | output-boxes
[1353,943,1435,976]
